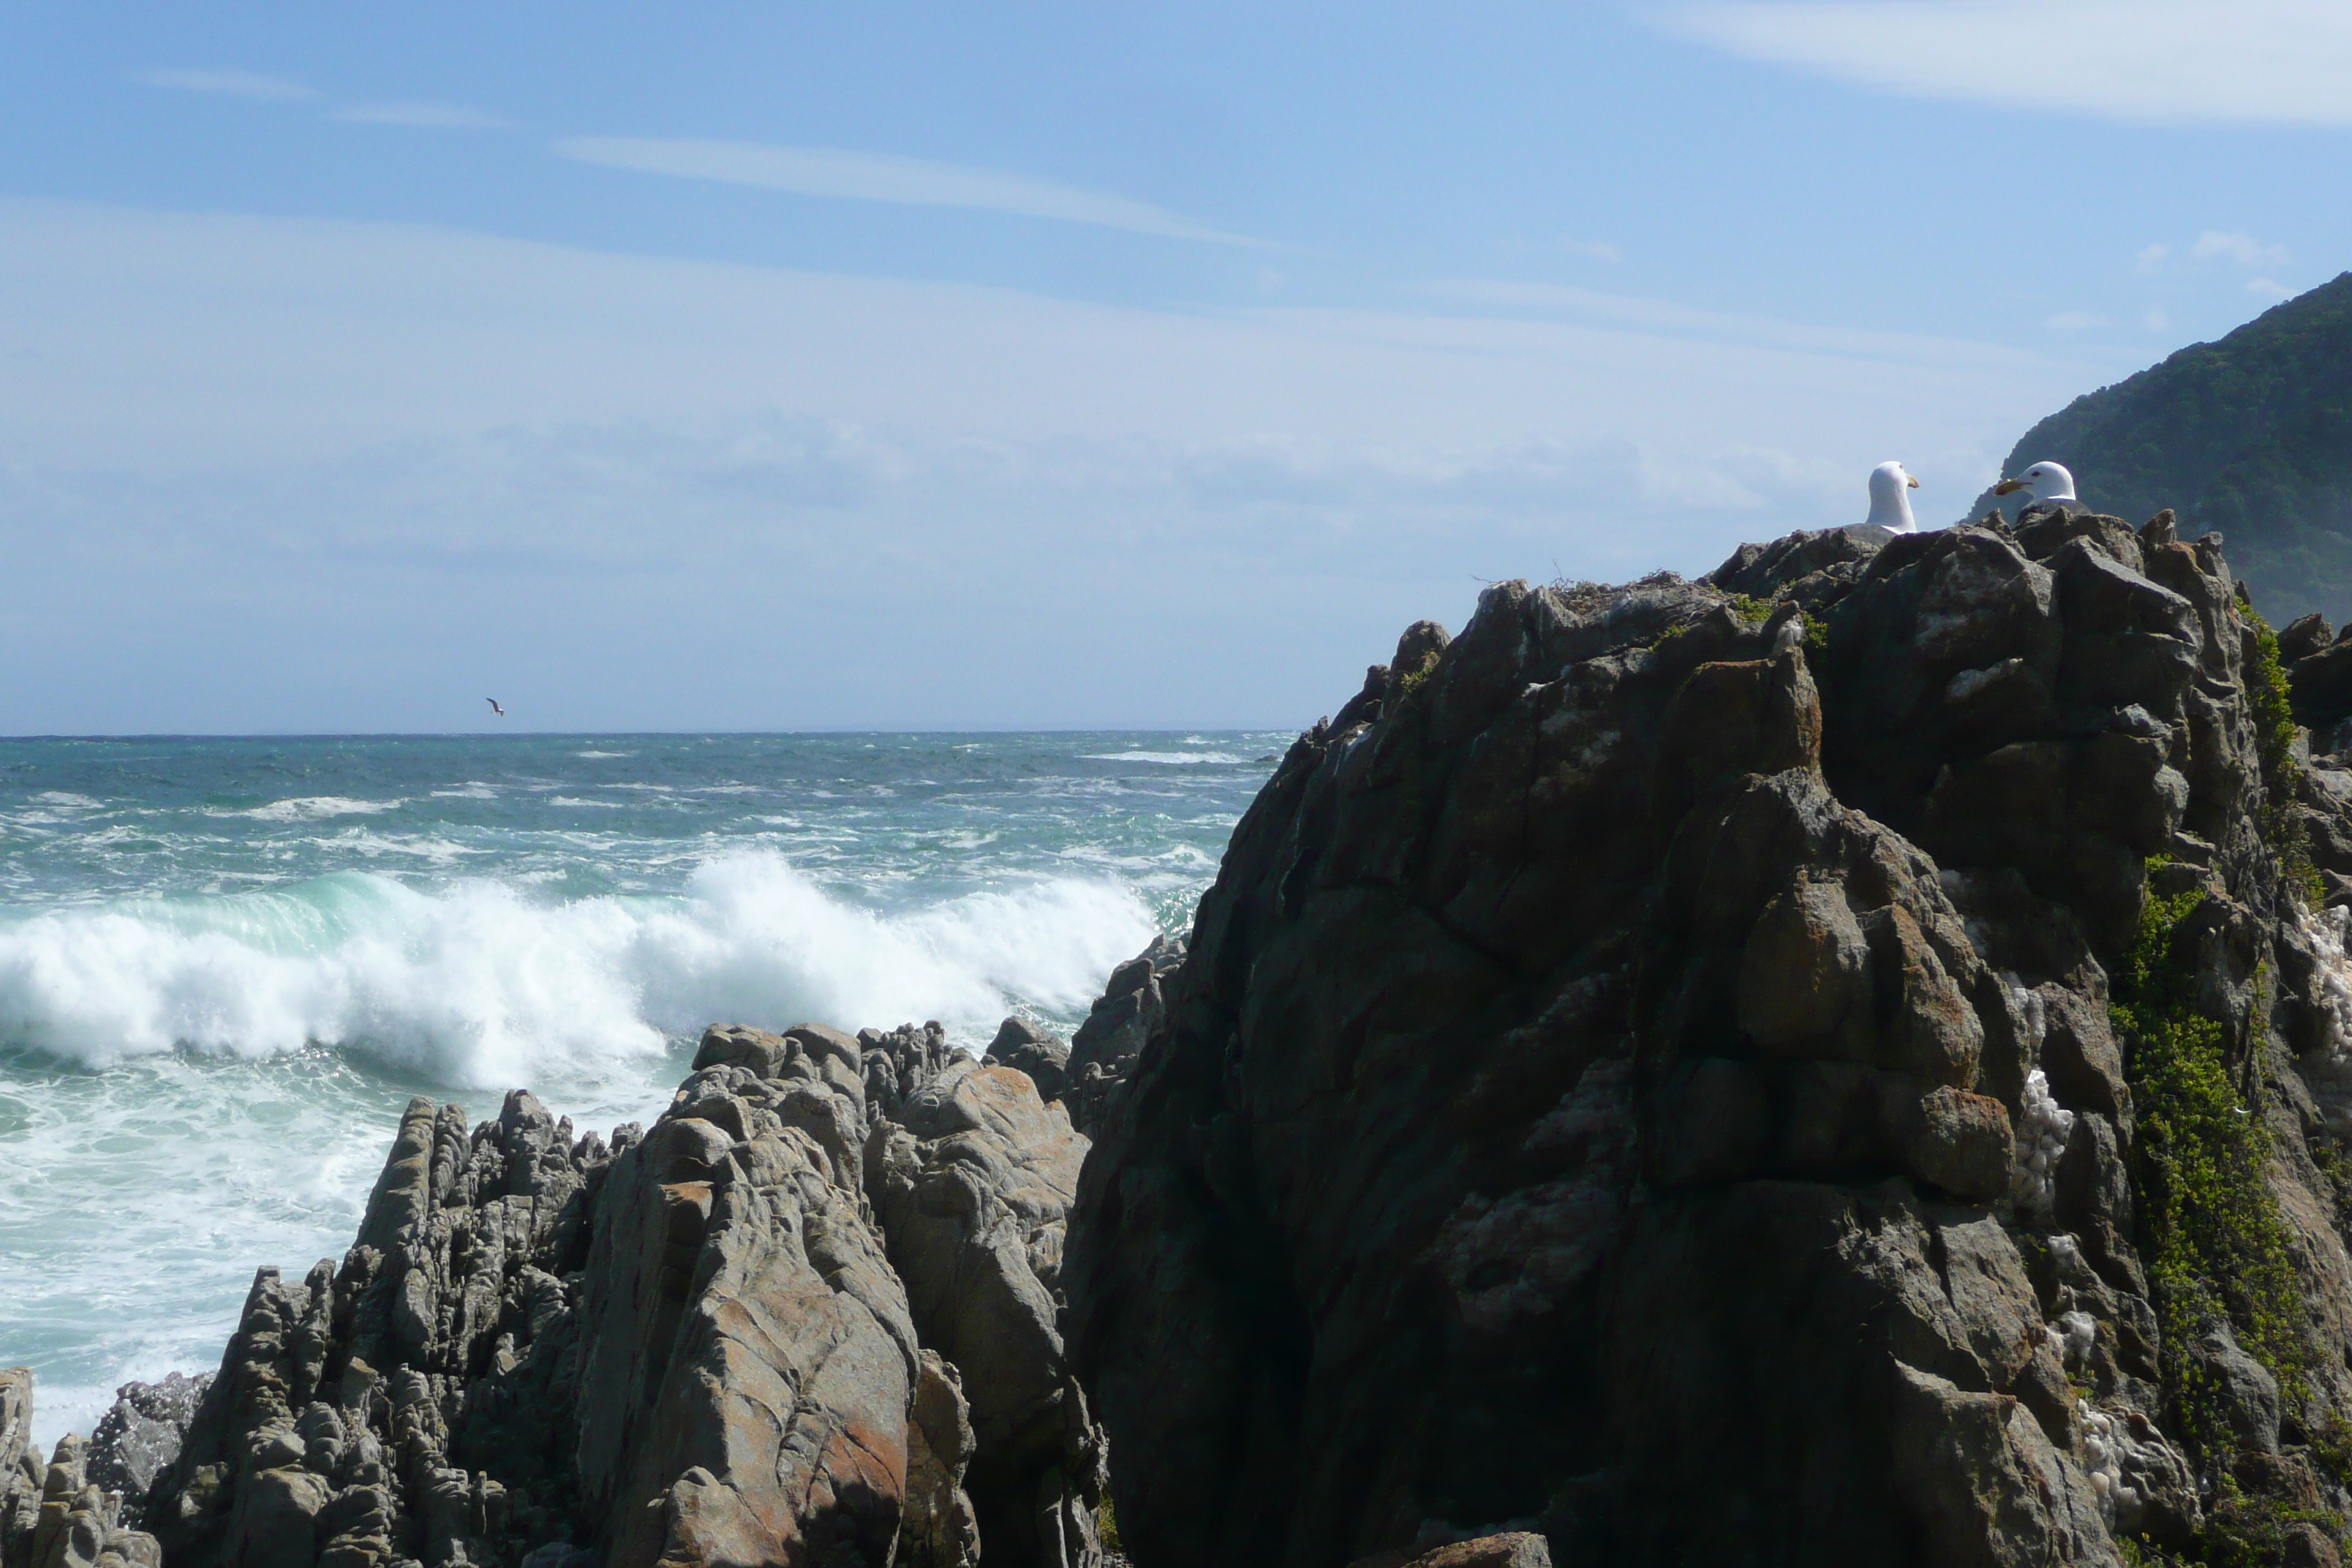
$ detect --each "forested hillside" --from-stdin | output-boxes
[1972,271,2352,619]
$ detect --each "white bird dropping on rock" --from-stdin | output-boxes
[2011,1068,2076,1213]
[1993,461,2077,506]
[1866,461,1921,532]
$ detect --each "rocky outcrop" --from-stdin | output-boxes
[867,1061,1101,1568]
[0,1008,1109,1568]
[48,503,2352,1567]
[1062,940,1185,1137]
[146,1088,609,1568]
[1346,1535,1550,1568]
[572,1049,920,1568]
[1068,512,2352,1566]
[6,1367,172,1568]
[983,1022,1070,1107]
[2,1369,42,1568]
[88,1378,211,1532]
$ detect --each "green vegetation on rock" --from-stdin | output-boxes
[1097,1495,1124,1556]
[2116,872,2307,1435]
[2247,610,2328,906]
[2115,865,2348,1564]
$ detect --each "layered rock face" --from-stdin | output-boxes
[1067,511,2352,1566]
[7,1014,1107,1568]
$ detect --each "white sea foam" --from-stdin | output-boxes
[0,850,1156,1087]
[1082,750,1248,765]
[225,797,404,823]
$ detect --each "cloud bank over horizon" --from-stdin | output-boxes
[0,196,2085,734]
[8,2,2345,733]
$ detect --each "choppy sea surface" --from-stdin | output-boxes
[0,731,1284,1448]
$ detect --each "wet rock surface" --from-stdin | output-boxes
[1068,515,2352,1567]
[87,1376,211,1532]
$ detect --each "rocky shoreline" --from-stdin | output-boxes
[0,998,1161,1568]
[20,506,2352,1566]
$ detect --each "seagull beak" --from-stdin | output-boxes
[1992,478,2026,495]
[1907,473,1920,489]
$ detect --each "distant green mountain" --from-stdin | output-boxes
[1970,270,2352,622]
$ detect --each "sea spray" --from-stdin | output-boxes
[0,730,1278,1450]
[0,851,1156,1085]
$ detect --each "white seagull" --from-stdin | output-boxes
[486,698,505,717]
[1866,461,1921,532]
[1992,461,2078,509]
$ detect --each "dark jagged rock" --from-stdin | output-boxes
[1068,518,2352,1567]
[151,1088,611,1568]
[1063,939,1186,1137]
[88,1376,211,1530]
[1066,939,1186,1085]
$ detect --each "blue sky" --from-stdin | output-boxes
[1,2,2345,731]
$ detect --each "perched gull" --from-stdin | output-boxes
[486,698,505,717]
[1993,461,2077,508]
[1866,461,1921,532]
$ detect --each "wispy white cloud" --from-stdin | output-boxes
[131,67,317,102]
[552,137,1267,247]
[1417,277,2052,369]
[2045,311,2108,331]
[2192,229,2291,268]
[1663,1,2352,128]
[1560,238,1624,263]
[2247,276,2296,300]
[2144,308,2174,331]
[2136,243,2170,273]
[335,102,508,131]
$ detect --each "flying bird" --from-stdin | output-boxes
[486,698,505,717]
[1865,461,1921,533]
[1992,461,2078,509]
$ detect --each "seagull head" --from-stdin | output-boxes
[1992,460,2077,504]
[1866,461,1921,532]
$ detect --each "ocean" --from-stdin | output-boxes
[0,731,1283,1450]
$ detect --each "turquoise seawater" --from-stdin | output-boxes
[0,731,1283,1447]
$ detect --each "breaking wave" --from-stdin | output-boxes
[0,850,1156,1087]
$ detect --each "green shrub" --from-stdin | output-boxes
[2114,872,2309,1453]
[1097,1493,1124,1556]
[2247,609,2326,907]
